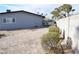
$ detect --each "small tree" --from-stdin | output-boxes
[51,10,60,20]
[41,25,64,53]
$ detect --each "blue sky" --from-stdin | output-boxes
[0,4,79,16]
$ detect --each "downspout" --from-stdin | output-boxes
[68,13,70,38]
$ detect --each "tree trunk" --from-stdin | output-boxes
[60,45,64,54]
[68,13,70,37]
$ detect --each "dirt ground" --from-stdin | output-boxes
[0,28,48,54]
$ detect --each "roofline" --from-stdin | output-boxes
[0,10,45,18]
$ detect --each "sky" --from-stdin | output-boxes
[0,0,79,4]
[0,4,79,17]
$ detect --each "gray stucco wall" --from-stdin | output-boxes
[0,12,44,30]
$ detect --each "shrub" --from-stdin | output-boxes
[49,25,60,33]
[41,25,61,53]
[42,32,60,43]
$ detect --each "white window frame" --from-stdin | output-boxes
[2,17,16,24]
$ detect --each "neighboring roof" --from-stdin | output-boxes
[0,10,45,18]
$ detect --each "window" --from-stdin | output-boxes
[12,18,15,22]
[2,18,16,23]
[3,18,6,23]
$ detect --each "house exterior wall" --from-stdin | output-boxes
[57,15,79,53]
[0,12,43,30]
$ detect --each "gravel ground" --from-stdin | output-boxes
[0,28,48,54]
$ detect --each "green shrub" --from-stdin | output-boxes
[41,32,60,44]
[49,25,60,33]
[41,25,61,53]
